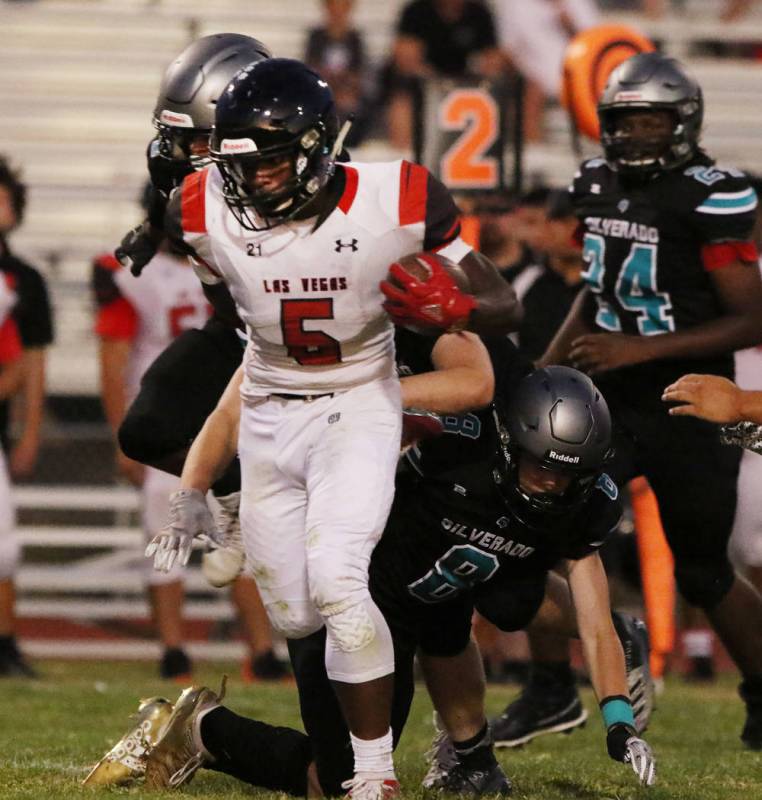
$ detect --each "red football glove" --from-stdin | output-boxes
[380,256,477,332]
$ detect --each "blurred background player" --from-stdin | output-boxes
[0,264,27,674]
[499,52,762,751]
[93,233,209,679]
[0,157,53,481]
[0,157,50,677]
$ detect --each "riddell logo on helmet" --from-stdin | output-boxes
[614,91,644,102]
[221,138,259,154]
[548,450,580,464]
[159,110,193,127]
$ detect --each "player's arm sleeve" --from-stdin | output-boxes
[564,484,623,561]
[0,317,22,364]
[692,174,759,270]
[91,255,138,340]
[416,170,473,262]
[17,267,54,348]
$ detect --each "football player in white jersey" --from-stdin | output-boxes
[94,244,211,679]
[147,57,520,799]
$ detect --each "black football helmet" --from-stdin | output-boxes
[493,366,613,527]
[152,33,271,169]
[209,58,340,230]
[598,52,703,175]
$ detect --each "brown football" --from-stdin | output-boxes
[389,252,472,293]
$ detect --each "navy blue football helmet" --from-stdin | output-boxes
[209,58,340,229]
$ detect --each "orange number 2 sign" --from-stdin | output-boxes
[439,88,499,190]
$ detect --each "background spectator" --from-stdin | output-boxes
[304,0,370,147]
[383,0,503,149]
[495,0,600,141]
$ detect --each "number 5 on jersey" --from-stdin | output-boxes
[281,299,342,366]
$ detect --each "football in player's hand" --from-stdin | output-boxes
[386,252,471,293]
[381,251,477,333]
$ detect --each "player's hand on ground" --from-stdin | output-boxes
[570,333,652,374]
[145,488,217,573]
[115,221,160,277]
[662,373,743,423]
[606,723,656,787]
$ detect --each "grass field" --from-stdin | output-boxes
[1,661,761,800]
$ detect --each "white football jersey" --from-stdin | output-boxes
[175,160,471,397]
[94,251,211,398]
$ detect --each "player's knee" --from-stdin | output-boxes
[118,407,164,463]
[0,532,21,579]
[323,598,394,681]
[674,559,735,609]
[266,600,323,640]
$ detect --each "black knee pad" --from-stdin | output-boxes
[674,559,735,610]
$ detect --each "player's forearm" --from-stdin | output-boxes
[737,390,762,424]
[638,313,762,363]
[180,406,239,492]
[181,366,243,492]
[538,288,594,367]
[459,251,523,335]
[401,366,493,413]
[580,624,629,704]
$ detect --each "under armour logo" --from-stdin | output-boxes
[328,413,341,424]
[496,516,509,529]
[618,199,630,213]
[335,238,358,253]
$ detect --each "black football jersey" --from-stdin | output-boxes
[383,330,623,605]
[571,155,757,385]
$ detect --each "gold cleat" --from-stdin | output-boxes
[83,696,174,786]
[144,675,227,790]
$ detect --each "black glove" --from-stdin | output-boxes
[607,723,656,786]
[115,220,160,277]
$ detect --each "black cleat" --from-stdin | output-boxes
[490,684,587,748]
[438,759,512,796]
[0,642,38,678]
[612,611,655,733]
[160,647,192,681]
[243,649,290,683]
[739,679,762,750]
[685,655,716,683]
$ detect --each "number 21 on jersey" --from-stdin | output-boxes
[582,233,675,335]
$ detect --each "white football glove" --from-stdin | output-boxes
[145,488,218,573]
[607,723,656,787]
[624,735,656,787]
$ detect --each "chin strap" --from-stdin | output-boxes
[330,116,354,162]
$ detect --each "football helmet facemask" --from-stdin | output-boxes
[152,33,271,170]
[209,58,340,230]
[598,52,703,175]
[493,366,613,528]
